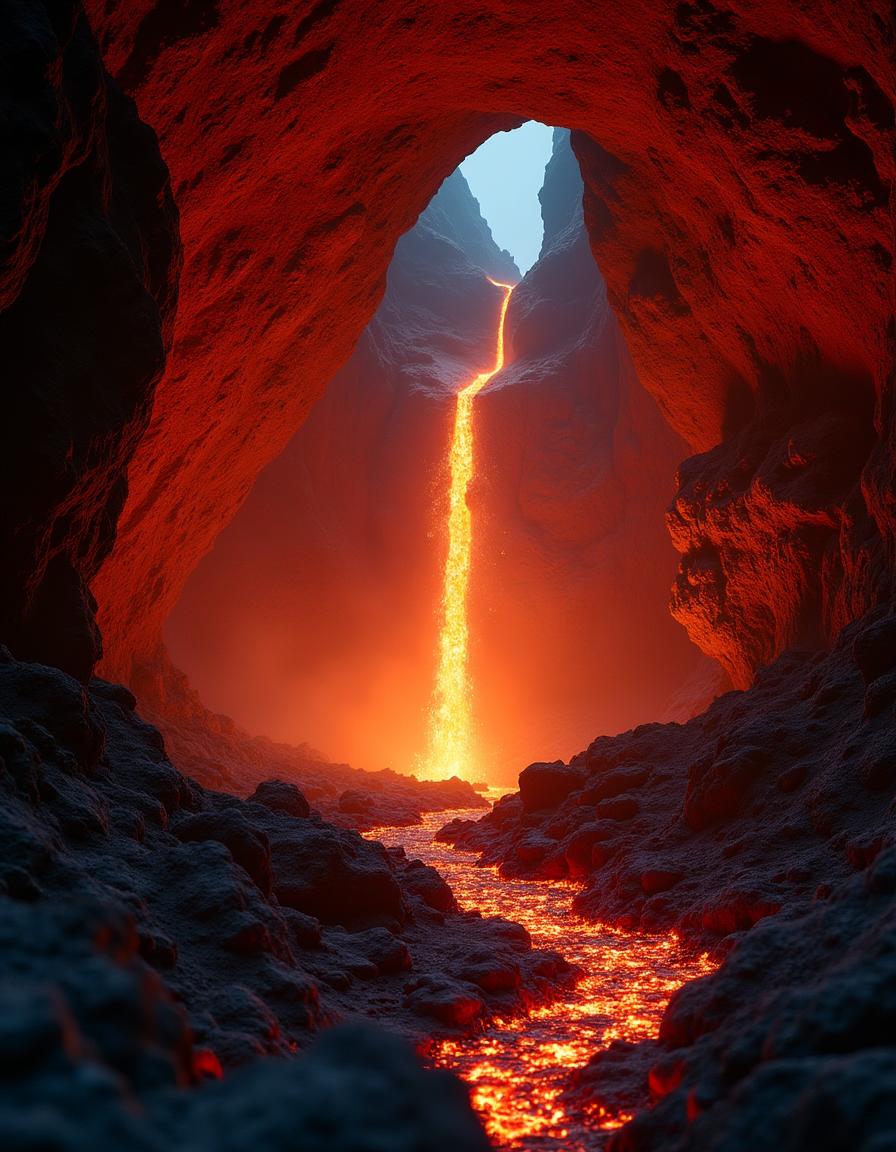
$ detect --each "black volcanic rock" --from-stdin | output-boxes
[519,760,588,812]
[0,2,179,682]
[0,652,572,1145]
[598,845,896,1152]
[249,778,311,819]
[439,609,896,1144]
[440,612,896,938]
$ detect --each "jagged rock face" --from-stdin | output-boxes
[163,171,517,774]
[440,611,896,938]
[80,0,893,694]
[667,381,879,687]
[0,1,179,682]
[469,131,714,765]
[439,611,896,1148]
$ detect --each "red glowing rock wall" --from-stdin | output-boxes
[82,0,892,693]
[165,171,518,775]
[469,132,713,772]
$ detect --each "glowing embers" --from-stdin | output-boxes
[366,807,716,1151]
[423,279,515,781]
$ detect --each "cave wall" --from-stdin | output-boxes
[470,131,714,771]
[0,0,179,681]
[163,170,518,775]
[76,0,892,694]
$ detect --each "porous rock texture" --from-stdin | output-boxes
[0,648,572,1146]
[164,132,709,780]
[0,0,179,682]
[2,2,895,1149]
[75,0,893,697]
[440,610,896,1148]
[440,611,896,932]
[470,130,716,764]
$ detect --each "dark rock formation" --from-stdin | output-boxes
[439,611,896,937]
[0,649,572,1143]
[0,0,179,682]
[441,609,896,1146]
[2,2,894,1149]
[565,836,896,1152]
[0,1012,492,1151]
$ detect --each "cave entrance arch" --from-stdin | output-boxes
[160,123,706,784]
[82,4,889,746]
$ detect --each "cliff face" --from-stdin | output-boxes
[469,131,715,772]
[164,135,708,780]
[164,171,517,775]
[0,1,179,682]
[77,0,892,695]
[1,4,894,1149]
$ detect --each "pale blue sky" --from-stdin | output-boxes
[460,121,554,276]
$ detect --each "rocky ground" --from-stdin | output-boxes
[439,608,896,1149]
[0,648,572,1149]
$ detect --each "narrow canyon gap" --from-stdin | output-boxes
[165,132,704,783]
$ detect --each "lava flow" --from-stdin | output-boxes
[367,802,716,1151]
[424,279,515,781]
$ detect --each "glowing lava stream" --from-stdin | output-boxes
[425,278,515,781]
[367,803,717,1151]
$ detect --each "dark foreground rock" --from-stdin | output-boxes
[440,609,896,1150]
[0,650,572,1146]
[440,611,896,941]
[591,844,896,1151]
[0,1019,491,1151]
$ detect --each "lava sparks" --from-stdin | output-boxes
[424,279,515,781]
[367,804,716,1150]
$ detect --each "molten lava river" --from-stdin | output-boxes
[367,797,715,1151]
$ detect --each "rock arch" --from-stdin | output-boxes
[19,1,896,688]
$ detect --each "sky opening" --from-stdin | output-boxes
[460,121,554,276]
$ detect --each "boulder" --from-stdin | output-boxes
[519,761,586,812]
[248,779,310,820]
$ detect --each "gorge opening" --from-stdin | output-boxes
[164,125,708,788]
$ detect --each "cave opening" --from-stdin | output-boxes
[5,5,894,1152]
[162,122,710,787]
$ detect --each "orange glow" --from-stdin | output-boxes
[367,802,716,1150]
[423,279,515,781]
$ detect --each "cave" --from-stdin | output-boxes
[1,3,894,1152]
